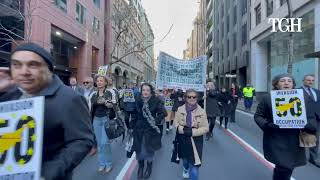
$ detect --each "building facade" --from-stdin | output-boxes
[206,0,214,79]
[183,0,206,61]
[212,0,251,89]
[250,0,320,96]
[0,0,105,84]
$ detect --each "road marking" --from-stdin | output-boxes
[236,109,254,117]
[116,152,137,180]
[217,121,296,180]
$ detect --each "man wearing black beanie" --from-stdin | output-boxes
[0,42,94,180]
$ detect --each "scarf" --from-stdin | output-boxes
[142,97,160,133]
[185,104,198,127]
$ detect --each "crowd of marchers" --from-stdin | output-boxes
[0,43,319,180]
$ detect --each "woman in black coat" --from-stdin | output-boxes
[133,83,167,179]
[230,83,241,123]
[217,87,233,129]
[254,73,316,180]
[205,82,221,140]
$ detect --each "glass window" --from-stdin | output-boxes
[255,4,261,25]
[242,23,247,46]
[93,17,100,35]
[227,15,229,32]
[227,38,230,57]
[266,0,273,17]
[233,33,237,51]
[76,2,86,24]
[233,5,237,25]
[54,0,67,12]
[242,0,247,16]
[93,0,100,8]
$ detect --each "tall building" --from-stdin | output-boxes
[250,0,320,97]
[0,0,105,84]
[206,0,214,79]
[213,0,251,89]
[183,0,206,60]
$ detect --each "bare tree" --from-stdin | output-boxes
[108,0,173,68]
[0,0,41,48]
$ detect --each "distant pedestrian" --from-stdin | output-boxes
[69,76,84,95]
[174,89,209,180]
[205,81,220,140]
[123,81,140,131]
[91,75,114,173]
[242,84,255,111]
[133,83,166,179]
[230,83,241,123]
[254,73,316,180]
[217,87,233,129]
[164,89,174,134]
[301,74,320,168]
[171,89,185,130]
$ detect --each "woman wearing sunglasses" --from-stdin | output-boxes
[174,89,209,180]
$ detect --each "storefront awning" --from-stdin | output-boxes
[304,51,320,58]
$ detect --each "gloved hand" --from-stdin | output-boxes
[303,124,317,134]
[183,126,193,137]
[265,122,280,132]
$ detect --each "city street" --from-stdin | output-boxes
[73,110,320,180]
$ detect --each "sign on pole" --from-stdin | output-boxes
[270,89,307,128]
[123,89,135,103]
[97,66,109,76]
[0,97,44,180]
[156,52,207,92]
[164,98,174,111]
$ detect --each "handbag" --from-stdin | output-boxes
[299,131,317,148]
[171,128,180,164]
[104,108,125,140]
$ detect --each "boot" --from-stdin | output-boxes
[137,160,144,179]
[144,161,153,179]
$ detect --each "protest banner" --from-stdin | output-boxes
[123,89,135,103]
[164,98,174,111]
[270,89,307,128]
[156,52,207,92]
[0,97,44,180]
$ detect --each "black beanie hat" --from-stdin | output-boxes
[272,73,296,90]
[11,43,54,71]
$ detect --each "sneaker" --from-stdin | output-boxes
[182,168,189,179]
[104,167,112,174]
[166,129,169,134]
[169,125,173,130]
[98,166,105,172]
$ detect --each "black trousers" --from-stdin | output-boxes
[273,165,293,180]
[219,116,229,128]
[124,111,137,129]
[208,116,216,133]
[230,101,238,122]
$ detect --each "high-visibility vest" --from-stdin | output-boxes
[243,87,255,98]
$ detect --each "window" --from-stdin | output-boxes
[242,0,247,16]
[266,0,273,17]
[76,2,86,24]
[242,23,247,46]
[233,33,237,51]
[54,0,67,12]
[255,4,261,25]
[93,0,100,8]
[280,0,286,6]
[227,15,229,32]
[227,38,230,57]
[221,22,224,38]
[233,6,237,25]
[93,17,100,35]
[221,3,224,17]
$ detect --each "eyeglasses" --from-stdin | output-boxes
[187,96,197,99]
[83,82,90,85]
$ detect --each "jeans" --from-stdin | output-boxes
[183,159,199,180]
[93,116,112,168]
[244,97,253,110]
[273,165,293,180]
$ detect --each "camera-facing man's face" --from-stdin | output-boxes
[10,51,52,94]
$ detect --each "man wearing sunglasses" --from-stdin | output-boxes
[82,77,95,110]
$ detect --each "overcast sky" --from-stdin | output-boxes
[141,0,199,59]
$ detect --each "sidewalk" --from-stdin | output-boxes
[236,98,258,114]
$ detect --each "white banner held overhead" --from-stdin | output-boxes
[0,97,44,180]
[97,66,109,76]
[156,52,207,92]
[270,89,307,128]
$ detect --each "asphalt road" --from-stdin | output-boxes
[73,110,320,180]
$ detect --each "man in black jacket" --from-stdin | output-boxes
[0,43,94,179]
[302,74,320,168]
